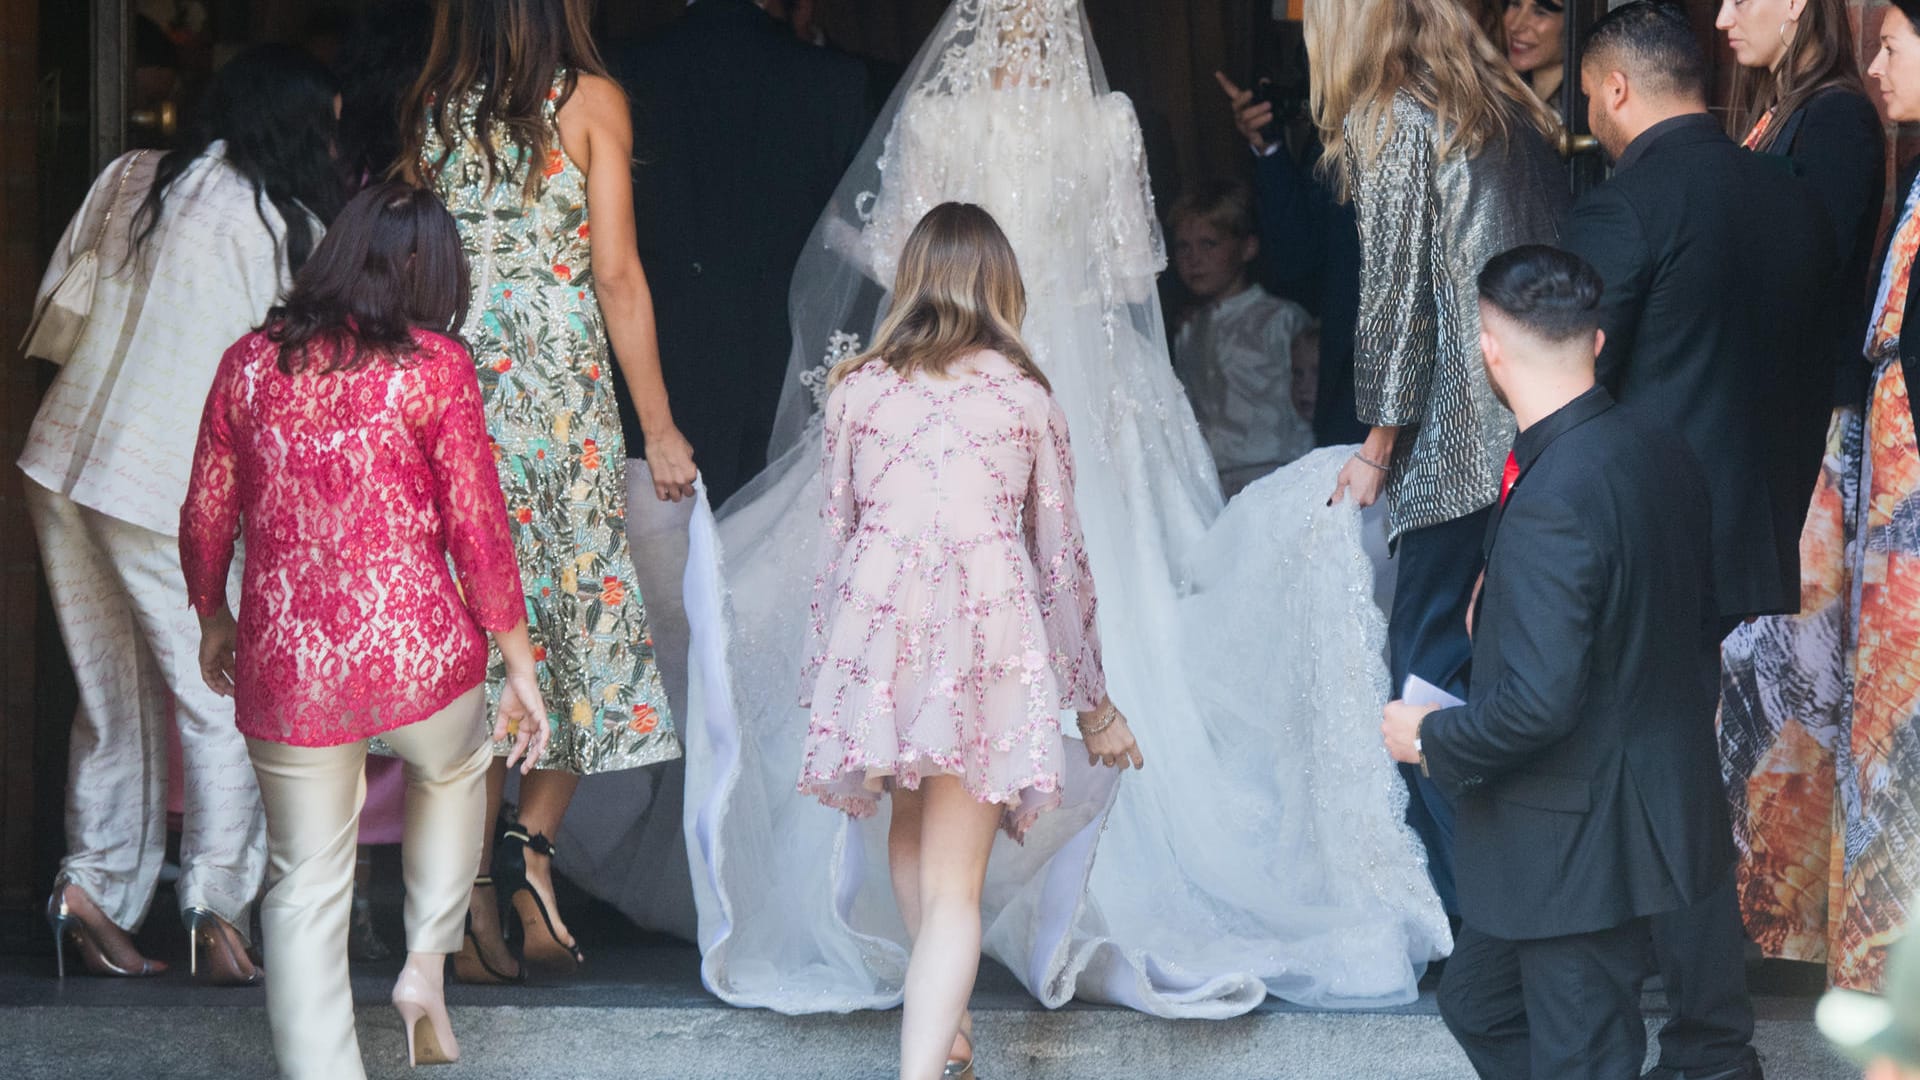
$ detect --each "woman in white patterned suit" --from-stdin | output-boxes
[22,45,345,984]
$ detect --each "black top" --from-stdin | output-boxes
[611,0,871,503]
[1760,88,1887,413]
[1423,388,1732,941]
[1564,113,1836,620]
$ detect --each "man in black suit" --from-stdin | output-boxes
[612,0,871,504]
[1560,7,1835,1077]
[1565,1,1833,625]
[1383,245,1733,1080]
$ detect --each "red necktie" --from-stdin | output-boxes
[1500,451,1520,506]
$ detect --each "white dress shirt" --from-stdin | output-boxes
[1174,284,1315,493]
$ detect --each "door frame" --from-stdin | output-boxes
[91,0,124,172]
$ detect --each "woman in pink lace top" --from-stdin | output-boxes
[181,185,547,1080]
[796,203,1144,1080]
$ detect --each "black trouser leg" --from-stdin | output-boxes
[1439,923,1531,1080]
[1651,868,1759,1076]
[1517,919,1652,1080]
[1386,507,1490,914]
[1442,919,1652,1080]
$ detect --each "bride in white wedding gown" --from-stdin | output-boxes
[584,0,1449,1017]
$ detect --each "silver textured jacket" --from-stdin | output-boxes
[1350,92,1568,540]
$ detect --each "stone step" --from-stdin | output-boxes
[0,914,1854,1080]
[5,999,1854,1080]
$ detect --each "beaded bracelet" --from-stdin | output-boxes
[1079,701,1118,737]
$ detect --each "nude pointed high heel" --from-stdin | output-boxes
[392,966,459,1067]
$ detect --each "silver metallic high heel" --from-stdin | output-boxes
[944,1029,977,1079]
[185,906,262,987]
[46,879,164,979]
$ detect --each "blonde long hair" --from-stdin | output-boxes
[828,202,1051,393]
[1305,0,1560,199]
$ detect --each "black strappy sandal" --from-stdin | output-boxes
[495,827,584,977]
[451,876,523,984]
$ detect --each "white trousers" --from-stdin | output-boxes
[247,687,490,1080]
[25,478,265,935]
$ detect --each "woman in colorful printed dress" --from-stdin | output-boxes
[1783,0,1920,991]
[400,0,697,980]
[801,202,1142,1080]
[181,183,547,1080]
[1714,0,1889,981]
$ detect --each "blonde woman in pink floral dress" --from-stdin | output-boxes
[798,203,1143,1080]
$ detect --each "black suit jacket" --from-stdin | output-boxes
[1422,388,1733,942]
[613,0,870,502]
[1563,114,1836,620]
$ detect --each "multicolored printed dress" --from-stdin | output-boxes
[419,73,678,774]
[1722,170,1920,990]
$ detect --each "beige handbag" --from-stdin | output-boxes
[20,151,146,365]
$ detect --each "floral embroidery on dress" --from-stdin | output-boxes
[795,357,1105,840]
[421,71,678,773]
[799,330,864,412]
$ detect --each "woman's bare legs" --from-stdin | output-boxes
[888,790,974,1064]
[892,776,1001,1080]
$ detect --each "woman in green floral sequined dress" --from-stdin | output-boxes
[401,0,698,980]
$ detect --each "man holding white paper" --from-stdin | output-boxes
[1382,246,1734,1079]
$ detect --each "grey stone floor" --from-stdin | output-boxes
[0,875,1858,1080]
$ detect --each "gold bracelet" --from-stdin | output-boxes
[1353,453,1390,473]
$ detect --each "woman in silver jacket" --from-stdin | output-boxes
[1308,0,1568,915]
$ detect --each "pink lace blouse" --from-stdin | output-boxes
[180,328,525,747]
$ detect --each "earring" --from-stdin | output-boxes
[1780,20,1793,50]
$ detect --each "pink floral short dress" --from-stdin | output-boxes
[796,352,1107,840]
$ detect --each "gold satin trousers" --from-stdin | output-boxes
[245,686,489,1080]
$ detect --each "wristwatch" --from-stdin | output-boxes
[1414,736,1430,778]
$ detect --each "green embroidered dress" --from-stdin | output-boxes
[421,75,678,773]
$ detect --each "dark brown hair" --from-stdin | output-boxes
[1727,0,1867,150]
[134,44,345,275]
[398,0,609,198]
[264,182,470,375]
